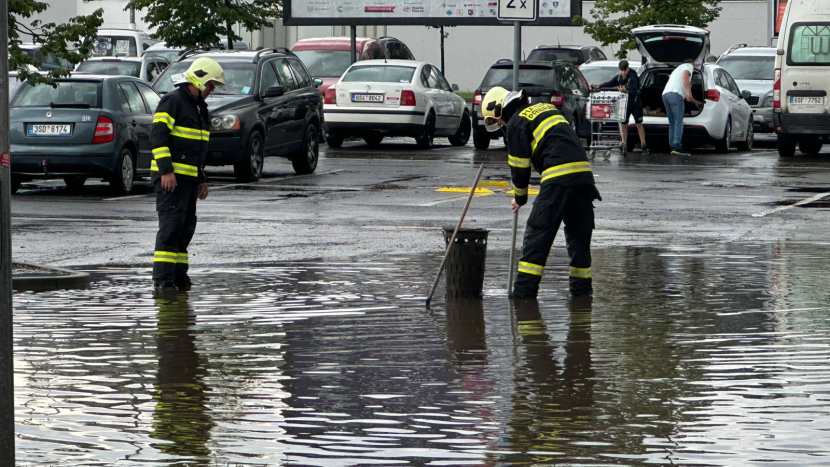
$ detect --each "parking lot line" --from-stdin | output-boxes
[752,192,830,217]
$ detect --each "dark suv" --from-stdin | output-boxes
[152,48,324,182]
[527,45,607,67]
[471,60,592,150]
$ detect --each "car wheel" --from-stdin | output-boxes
[736,118,754,151]
[234,131,264,182]
[798,136,823,155]
[292,124,319,175]
[326,133,344,148]
[416,112,436,149]
[11,176,22,194]
[64,176,87,191]
[714,118,732,153]
[448,111,472,147]
[109,148,135,195]
[778,134,797,158]
[473,126,491,150]
[363,132,384,146]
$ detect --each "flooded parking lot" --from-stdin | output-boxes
[13,241,830,465]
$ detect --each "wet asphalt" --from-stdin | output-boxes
[9,134,830,268]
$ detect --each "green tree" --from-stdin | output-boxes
[126,0,282,51]
[9,0,103,85]
[574,0,722,59]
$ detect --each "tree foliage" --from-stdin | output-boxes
[9,0,103,85]
[126,0,282,50]
[574,0,722,59]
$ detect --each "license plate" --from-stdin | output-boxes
[28,124,72,136]
[352,93,384,103]
[789,96,825,105]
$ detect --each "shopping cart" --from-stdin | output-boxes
[588,89,628,159]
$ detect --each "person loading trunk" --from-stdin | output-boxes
[662,59,702,156]
[592,60,648,155]
[481,87,601,299]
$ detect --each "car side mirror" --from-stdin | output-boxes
[451,83,459,92]
[264,85,284,98]
[741,90,751,100]
[313,78,323,88]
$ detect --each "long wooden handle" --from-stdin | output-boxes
[425,163,485,308]
[507,210,519,297]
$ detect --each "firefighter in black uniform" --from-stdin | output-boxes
[482,86,601,299]
[151,57,225,292]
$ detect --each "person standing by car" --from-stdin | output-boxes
[662,59,702,156]
[150,57,224,293]
[592,60,648,154]
[482,86,601,299]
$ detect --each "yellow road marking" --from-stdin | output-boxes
[435,187,494,194]
[507,189,540,195]
[479,181,509,187]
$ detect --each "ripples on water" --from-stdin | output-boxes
[13,242,830,466]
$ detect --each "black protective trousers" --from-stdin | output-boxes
[152,179,198,283]
[512,184,595,299]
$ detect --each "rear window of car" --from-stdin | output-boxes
[787,24,830,65]
[481,67,554,88]
[75,60,141,77]
[717,56,774,80]
[579,66,622,86]
[293,50,352,78]
[91,36,138,57]
[527,49,583,65]
[341,66,416,83]
[13,81,101,108]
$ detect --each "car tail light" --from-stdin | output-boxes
[551,92,565,106]
[324,87,336,105]
[92,116,114,144]
[773,67,781,111]
[706,89,720,102]
[401,90,416,106]
[473,90,482,105]
[591,103,611,119]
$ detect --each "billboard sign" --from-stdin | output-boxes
[284,0,579,26]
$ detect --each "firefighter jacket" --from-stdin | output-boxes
[150,86,211,183]
[506,103,595,206]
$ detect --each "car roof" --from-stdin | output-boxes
[533,45,594,50]
[83,57,145,63]
[293,37,377,50]
[579,59,639,68]
[349,59,421,67]
[491,60,556,69]
[722,47,777,57]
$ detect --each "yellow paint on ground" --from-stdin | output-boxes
[479,180,510,187]
[507,188,540,195]
[436,187,494,194]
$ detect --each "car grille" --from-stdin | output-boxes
[747,96,760,106]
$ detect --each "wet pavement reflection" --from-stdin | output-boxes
[13,242,830,465]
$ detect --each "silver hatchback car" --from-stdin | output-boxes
[717,45,776,133]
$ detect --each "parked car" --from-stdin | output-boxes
[527,45,607,67]
[74,57,170,83]
[9,75,162,194]
[471,59,592,150]
[144,41,249,63]
[579,59,641,87]
[91,29,159,58]
[773,0,830,157]
[629,24,754,152]
[153,49,324,181]
[15,43,70,71]
[323,60,470,149]
[717,45,776,133]
[292,36,415,94]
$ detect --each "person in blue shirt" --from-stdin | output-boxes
[592,60,648,155]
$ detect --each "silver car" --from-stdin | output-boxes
[74,57,170,83]
[717,46,776,133]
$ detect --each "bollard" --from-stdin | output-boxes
[442,227,489,299]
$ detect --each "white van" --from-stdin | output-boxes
[773,0,830,157]
[91,29,159,58]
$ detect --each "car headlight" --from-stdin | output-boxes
[210,114,240,131]
[763,96,773,107]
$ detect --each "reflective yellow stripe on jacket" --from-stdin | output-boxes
[508,154,531,169]
[171,125,210,141]
[152,147,171,160]
[153,112,175,130]
[540,161,592,184]
[530,115,568,154]
[150,160,199,177]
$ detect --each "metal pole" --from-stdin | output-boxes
[507,211,518,297]
[768,0,774,46]
[350,25,357,64]
[440,26,445,74]
[0,0,15,460]
[129,7,136,30]
[512,21,521,91]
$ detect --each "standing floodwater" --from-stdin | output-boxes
[12,242,830,465]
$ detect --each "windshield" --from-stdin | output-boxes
[75,60,141,77]
[91,36,138,57]
[717,56,775,80]
[154,60,255,95]
[527,49,583,65]
[341,66,416,83]
[579,67,622,86]
[12,81,101,107]
[637,33,705,64]
[146,50,182,63]
[9,77,22,101]
[293,50,352,78]
[482,67,554,89]
[788,25,830,65]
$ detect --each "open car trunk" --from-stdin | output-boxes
[639,68,706,117]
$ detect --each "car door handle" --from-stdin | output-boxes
[131,120,138,127]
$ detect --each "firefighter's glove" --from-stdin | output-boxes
[592,185,602,201]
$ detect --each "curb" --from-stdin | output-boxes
[12,262,92,292]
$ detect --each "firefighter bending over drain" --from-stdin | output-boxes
[482,86,601,299]
[151,57,225,293]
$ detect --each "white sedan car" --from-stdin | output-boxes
[323,60,471,149]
